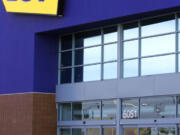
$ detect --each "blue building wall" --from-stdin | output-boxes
[0,0,180,94]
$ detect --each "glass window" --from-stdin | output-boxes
[123,40,138,59]
[83,65,101,82]
[123,22,138,40]
[84,46,101,64]
[178,96,180,117]
[103,128,116,135]
[61,51,72,67]
[87,128,100,135]
[75,49,84,65]
[179,54,180,72]
[72,128,84,135]
[124,128,137,135]
[122,98,139,119]
[82,101,101,120]
[158,128,175,135]
[103,62,117,80]
[75,30,101,48]
[141,15,175,37]
[104,26,117,44]
[140,96,176,118]
[104,44,117,62]
[123,59,138,78]
[61,128,71,135]
[102,100,117,120]
[141,55,175,76]
[61,68,72,84]
[141,34,175,57]
[74,66,83,82]
[59,103,71,121]
[140,128,156,135]
[72,103,82,120]
[61,35,72,51]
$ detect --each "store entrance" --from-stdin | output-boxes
[123,125,177,135]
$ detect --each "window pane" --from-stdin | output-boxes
[59,103,71,121]
[72,103,82,120]
[102,100,117,120]
[179,33,180,52]
[123,40,138,59]
[122,98,138,119]
[61,51,72,67]
[123,22,138,40]
[124,128,137,135]
[72,128,84,135]
[142,16,175,37]
[178,96,180,117]
[61,35,72,51]
[158,128,175,135]
[61,128,71,135]
[142,34,175,57]
[61,68,72,84]
[84,65,101,82]
[141,55,175,76]
[104,44,117,62]
[75,30,101,48]
[103,128,116,135]
[140,96,176,118]
[87,128,100,135]
[140,128,156,135]
[179,54,180,72]
[103,62,117,80]
[75,49,83,65]
[104,26,117,44]
[123,59,138,78]
[82,101,101,120]
[74,66,83,82]
[84,46,101,64]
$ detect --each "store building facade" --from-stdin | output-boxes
[1,0,180,135]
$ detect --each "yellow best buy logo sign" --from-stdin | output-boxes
[2,0,64,15]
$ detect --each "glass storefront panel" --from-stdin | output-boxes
[158,128,175,135]
[140,128,156,135]
[103,128,116,135]
[124,128,137,135]
[123,22,138,40]
[59,103,71,121]
[82,101,101,120]
[122,98,139,119]
[123,40,138,59]
[72,128,84,135]
[102,100,117,120]
[104,26,117,44]
[123,59,138,78]
[103,62,117,80]
[178,96,180,117]
[61,128,71,135]
[72,102,82,120]
[87,128,100,135]
[104,43,117,62]
[140,96,176,118]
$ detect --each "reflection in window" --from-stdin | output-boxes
[72,128,84,135]
[87,128,100,135]
[59,103,71,121]
[123,22,138,40]
[104,44,117,62]
[84,46,101,64]
[104,26,117,44]
[61,51,72,67]
[123,59,138,78]
[61,68,72,84]
[103,62,117,80]
[122,99,138,119]
[141,55,175,76]
[140,96,176,118]
[123,40,138,59]
[140,128,156,135]
[141,15,175,37]
[103,128,116,135]
[158,128,175,135]
[82,101,101,120]
[72,103,82,120]
[61,128,71,135]
[141,34,175,57]
[61,35,72,51]
[102,100,117,120]
[124,128,137,135]
[83,65,101,82]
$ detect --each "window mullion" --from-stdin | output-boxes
[138,21,142,77]
[118,24,123,78]
[101,28,104,80]
[175,13,179,73]
[72,34,75,83]
[58,36,62,84]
